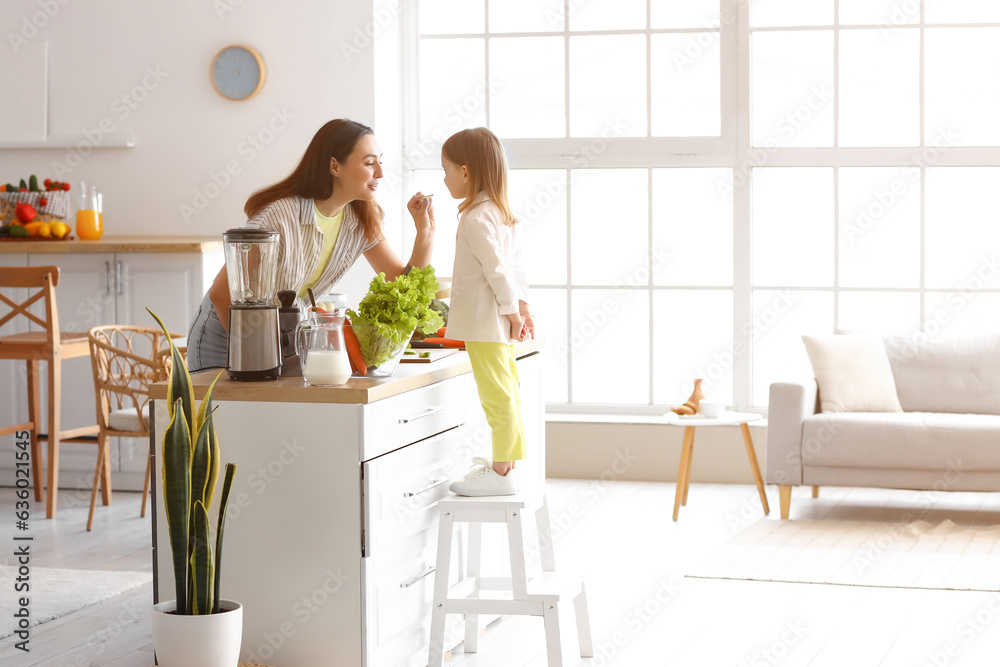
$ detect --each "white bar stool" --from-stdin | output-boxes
[427,493,593,667]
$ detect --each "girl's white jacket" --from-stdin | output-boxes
[446,193,529,344]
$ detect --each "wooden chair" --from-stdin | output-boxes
[87,325,180,531]
[0,266,100,518]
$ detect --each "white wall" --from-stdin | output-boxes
[1,0,411,305]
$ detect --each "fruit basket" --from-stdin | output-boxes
[0,191,71,226]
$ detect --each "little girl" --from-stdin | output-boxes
[442,128,533,496]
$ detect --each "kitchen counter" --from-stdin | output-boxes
[150,336,544,404]
[0,235,222,253]
[150,340,546,666]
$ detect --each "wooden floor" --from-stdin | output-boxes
[2,480,1000,666]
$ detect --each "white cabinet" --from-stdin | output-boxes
[0,244,223,491]
[152,349,545,667]
[117,252,210,334]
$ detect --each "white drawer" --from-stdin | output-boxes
[363,427,470,555]
[361,527,466,667]
[361,375,472,461]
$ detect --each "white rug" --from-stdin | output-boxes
[0,566,152,638]
[686,519,1000,592]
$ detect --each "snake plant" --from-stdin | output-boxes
[149,309,237,615]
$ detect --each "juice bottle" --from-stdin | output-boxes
[76,182,103,240]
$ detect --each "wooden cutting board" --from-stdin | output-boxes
[399,348,461,363]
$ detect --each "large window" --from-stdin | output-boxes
[405,0,1000,413]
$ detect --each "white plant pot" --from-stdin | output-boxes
[151,599,243,667]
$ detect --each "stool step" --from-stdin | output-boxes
[456,571,584,603]
[437,492,548,512]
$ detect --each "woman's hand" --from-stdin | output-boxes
[407,192,435,236]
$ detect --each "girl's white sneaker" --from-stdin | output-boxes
[449,457,518,496]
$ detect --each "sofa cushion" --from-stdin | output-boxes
[802,334,903,413]
[801,412,1000,471]
[884,332,1000,415]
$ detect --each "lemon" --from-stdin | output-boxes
[38,223,52,238]
[50,221,70,238]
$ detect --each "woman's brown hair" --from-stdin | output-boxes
[244,119,384,243]
[442,127,518,226]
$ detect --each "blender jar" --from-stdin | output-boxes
[223,227,280,305]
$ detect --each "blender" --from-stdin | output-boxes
[223,226,281,381]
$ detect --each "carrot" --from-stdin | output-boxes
[421,336,465,348]
[345,345,360,374]
[436,327,447,338]
[343,320,367,375]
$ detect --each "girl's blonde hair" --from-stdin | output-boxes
[442,127,518,226]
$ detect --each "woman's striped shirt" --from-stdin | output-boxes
[250,196,380,308]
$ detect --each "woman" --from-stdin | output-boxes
[187,118,434,370]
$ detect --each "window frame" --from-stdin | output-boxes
[402,0,1000,415]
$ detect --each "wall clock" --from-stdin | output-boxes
[210,45,265,101]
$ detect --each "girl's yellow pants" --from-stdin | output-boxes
[465,341,527,462]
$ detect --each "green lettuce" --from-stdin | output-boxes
[347,265,445,368]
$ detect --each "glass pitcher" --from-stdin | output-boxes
[295,311,352,386]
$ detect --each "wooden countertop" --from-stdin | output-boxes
[0,235,222,253]
[150,338,543,405]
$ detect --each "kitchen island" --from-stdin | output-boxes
[149,340,544,667]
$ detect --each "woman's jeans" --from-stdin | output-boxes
[187,292,229,371]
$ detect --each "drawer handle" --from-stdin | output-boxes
[400,566,436,588]
[398,406,445,424]
[404,479,447,498]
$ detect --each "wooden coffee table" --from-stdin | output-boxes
[663,411,769,520]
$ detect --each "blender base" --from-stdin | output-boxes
[228,366,280,381]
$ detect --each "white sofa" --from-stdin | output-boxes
[766,332,1000,518]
